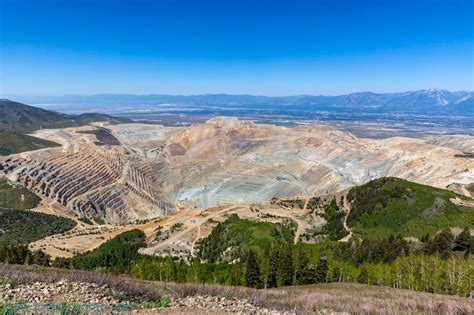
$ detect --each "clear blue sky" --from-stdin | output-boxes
[1,0,473,96]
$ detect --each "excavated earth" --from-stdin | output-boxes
[0,117,473,256]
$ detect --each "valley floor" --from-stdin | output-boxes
[1,264,472,314]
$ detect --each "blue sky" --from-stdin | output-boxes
[0,0,473,96]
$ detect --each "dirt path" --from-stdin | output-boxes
[190,222,201,256]
[450,196,474,208]
[339,194,353,242]
[146,207,231,254]
[292,217,306,243]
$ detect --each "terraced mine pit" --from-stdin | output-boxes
[1,118,473,256]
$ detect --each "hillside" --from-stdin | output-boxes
[0,99,76,133]
[0,99,131,155]
[64,229,145,272]
[195,214,294,263]
[0,131,61,155]
[347,177,474,239]
[0,178,76,245]
[0,209,77,245]
[3,264,472,314]
[0,177,40,210]
[0,99,130,133]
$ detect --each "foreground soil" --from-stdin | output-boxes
[0,264,472,314]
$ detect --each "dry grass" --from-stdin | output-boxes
[258,283,474,314]
[1,264,473,314]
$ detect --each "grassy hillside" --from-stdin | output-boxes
[0,131,60,155]
[2,264,473,315]
[0,178,76,245]
[0,209,76,245]
[347,177,474,239]
[74,113,131,124]
[77,128,121,146]
[0,99,77,133]
[0,99,130,155]
[0,178,40,210]
[0,99,130,133]
[196,214,293,263]
[62,229,145,272]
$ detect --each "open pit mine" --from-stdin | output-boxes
[1,117,473,226]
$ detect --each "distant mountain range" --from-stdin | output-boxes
[6,89,473,113]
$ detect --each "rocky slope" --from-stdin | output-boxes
[1,117,472,222]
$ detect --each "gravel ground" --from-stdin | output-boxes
[0,280,293,314]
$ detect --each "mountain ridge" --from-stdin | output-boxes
[5,89,473,111]
[0,99,131,155]
[0,99,131,133]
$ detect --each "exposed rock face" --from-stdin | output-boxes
[151,118,473,207]
[1,118,473,221]
[0,146,174,224]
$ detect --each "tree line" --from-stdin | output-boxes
[1,227,472,297]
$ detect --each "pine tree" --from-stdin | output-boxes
[454,228,471,253]
[267,245,278,288]
[278,245,294,286]
[296,250,317,285]
[432,229,454,259]
[245,250,262,288]
[315,256,328,283]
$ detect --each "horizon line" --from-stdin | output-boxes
[2,88,474,99]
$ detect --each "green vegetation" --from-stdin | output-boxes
[56,229,145,273]
[0,178,76,245]
[0,99,130,155]
[347,177,474,239]
[0,131,60,155]
[195,214,293,263]
[4,215,470,297]
[0,178,40,210]
[2,178,472,298]
[0,99,77,133]
[0,208,76,245]
[0,99,130,134]
[321,198,347,241]
[73,113,131,125]
[77,128,121,146]
[0,244,51,265]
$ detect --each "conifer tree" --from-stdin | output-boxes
[315,256,328,283]
[454,228,471,253]
[267,245,279,288]
[296,250,317,285]
[278,245,294,286]
[245,250,262,288]
[428,229,454,259]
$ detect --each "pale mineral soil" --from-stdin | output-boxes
[1,117,472,257]
[25,117,474,210]
[29,196,325,258]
